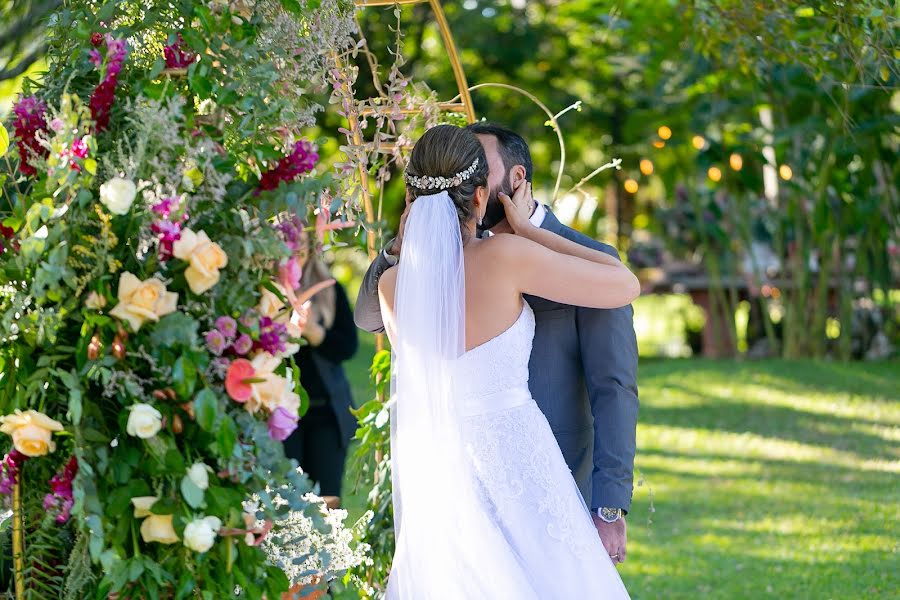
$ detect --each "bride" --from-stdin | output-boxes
[377,124,638,598]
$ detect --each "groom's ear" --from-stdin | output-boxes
[509,165,527,188]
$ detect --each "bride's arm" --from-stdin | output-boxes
[493,189,640,309]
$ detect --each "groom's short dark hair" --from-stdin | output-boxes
[466,122,534,183]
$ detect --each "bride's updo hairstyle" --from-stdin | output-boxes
[404,124,489,230]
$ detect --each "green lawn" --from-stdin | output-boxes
[340,354,899,598]
[621,359,899,599]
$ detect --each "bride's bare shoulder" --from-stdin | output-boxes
[479,232,535,262]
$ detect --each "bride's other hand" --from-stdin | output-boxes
[497,181,535,235]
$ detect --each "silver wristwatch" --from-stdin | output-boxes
[596,507,623,523]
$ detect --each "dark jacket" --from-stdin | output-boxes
[296,282,358,446]
[353,209,639,511]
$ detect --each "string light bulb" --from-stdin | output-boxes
[692,135,706,150]
[729,153,743,171]
[779,164,793,180]
[657,126,672,140]
[624,179,639,194]
[707,166,722,182]
[639,159,654,175]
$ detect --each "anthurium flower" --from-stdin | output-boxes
[0,410,64,457]
[109,272,178,332]
[225,359,256,403]
[172,228,228,295]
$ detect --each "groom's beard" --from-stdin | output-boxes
[479,178,514,231]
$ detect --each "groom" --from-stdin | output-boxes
[354,122,639,564]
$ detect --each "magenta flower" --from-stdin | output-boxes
[89,35,128,132]
[267,407,299,441]
[151,196,180,219]
[12,95,48,177]
[257,317,287,355]
[150,220,183,260]
[0,450,28,495]
[232,334,252,356]
[89,49,103,67]
[215,316,238,339]
[163,33,197,69]
[42,456,78,524]
[205,329,227,356]
[257,140,319,192]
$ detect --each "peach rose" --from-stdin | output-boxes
[172,229,228,295]
[244,353,300,416]
[109,272,178,332]
[0,410,64,457]
[140,514,179,545]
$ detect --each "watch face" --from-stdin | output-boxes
[600,507,620,522]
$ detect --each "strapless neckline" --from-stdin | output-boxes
[462,303,530,357]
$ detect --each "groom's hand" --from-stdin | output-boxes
[592,514,627,564]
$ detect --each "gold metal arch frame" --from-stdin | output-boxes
[349,0,476,265]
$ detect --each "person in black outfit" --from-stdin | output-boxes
[282,225,358,505]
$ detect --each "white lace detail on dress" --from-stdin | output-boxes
[463,403,595,559]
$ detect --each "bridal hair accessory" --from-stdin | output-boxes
[404,157,480,191]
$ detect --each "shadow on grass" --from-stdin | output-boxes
[640,384,895,462]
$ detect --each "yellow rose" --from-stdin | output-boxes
[140,514,180,545]
[0,410,64,457]
[109,272,178,332]
[244,353,300,416]
[172,229,228,295]
[131,496,159,518]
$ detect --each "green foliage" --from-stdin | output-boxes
[0,0,360,597]
[346,349,394,597]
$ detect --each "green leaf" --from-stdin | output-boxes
[150,313,199,349]
[217,414,237,457]
[194,389,218,431]
[149,57,165,79]
[180,475,205,508]
[172,355,198,398]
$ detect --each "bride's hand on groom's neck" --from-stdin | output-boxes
[497,181,536,236]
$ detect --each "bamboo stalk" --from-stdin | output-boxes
[12,481,25,600]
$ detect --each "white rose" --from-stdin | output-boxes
[126,403,162,439]
[99,177,137,215]
[187,462,210,490]
[183,516,221,553]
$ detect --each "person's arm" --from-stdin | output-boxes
[353,243,396,334]
[309,284,359,363]
[576,251,639,513]
[494,187,639,309]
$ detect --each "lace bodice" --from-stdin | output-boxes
[453,303,535,405]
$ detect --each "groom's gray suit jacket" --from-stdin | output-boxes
[354,208,639,511]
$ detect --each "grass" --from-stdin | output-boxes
[338,355,898,598]
[620,359,899,599]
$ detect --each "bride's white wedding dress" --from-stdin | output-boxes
[383,191,630,599]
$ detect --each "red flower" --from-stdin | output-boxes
[91,32,103,46]
[257,140,319,192]
[225,359,256,403]
[89,35,128,132]
[12,95,48,177]
[163,33,196,69]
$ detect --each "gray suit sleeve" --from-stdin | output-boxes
[577,245,639,512]
[353,243,395,334]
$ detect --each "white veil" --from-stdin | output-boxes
[385,191,534,598]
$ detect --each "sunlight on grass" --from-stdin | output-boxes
[620,359,899,598]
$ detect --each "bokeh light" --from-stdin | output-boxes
[624,179,639,194]
[707,166,722,182]
[639,159,654,175]
[729,153,743,171]
[692,135,706,150]
[779,164,793,180]
[657,126,672,140]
